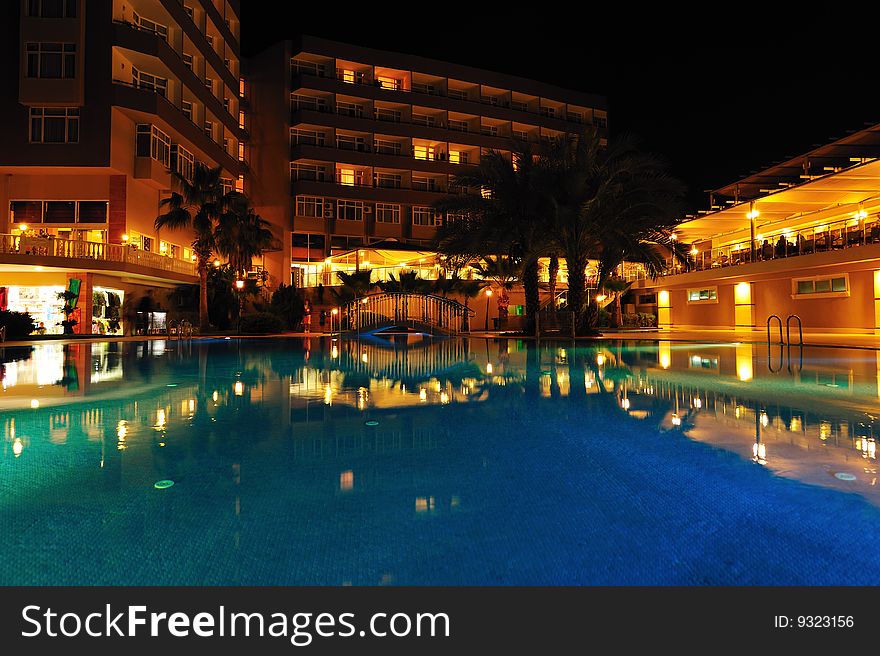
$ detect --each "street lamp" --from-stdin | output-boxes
[331,307,339,333]
[484,288,493,332]
[235,278,244,333]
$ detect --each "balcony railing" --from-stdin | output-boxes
[290,175,451,195]
[290,67,600,128]
[291,104,532,144]
[1,234,197,276]
[671,216,880,274]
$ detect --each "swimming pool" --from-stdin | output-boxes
[2,336,880,585]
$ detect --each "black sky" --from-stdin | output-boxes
[240,7,880,212]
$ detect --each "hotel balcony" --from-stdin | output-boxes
[289,71,600,135]
[289,108,518,152]
[289,142,471,175]
[0,234,197,283]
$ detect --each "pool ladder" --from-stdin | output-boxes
[168,319,194,340]
[767,314,803,373]
[767,314,803,346]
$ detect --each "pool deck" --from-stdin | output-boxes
[3,328,880,350]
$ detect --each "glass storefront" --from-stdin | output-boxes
[4,285,66,335]
[92,287,124,336]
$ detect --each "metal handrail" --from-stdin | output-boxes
[344,292,474,334]
[786,314,804,346]
[767,315,783,345]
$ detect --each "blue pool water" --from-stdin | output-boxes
[2,336,880,585]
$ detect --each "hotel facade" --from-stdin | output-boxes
[632,126,880,335]
[246,35,607,293]
[0,0,244,335]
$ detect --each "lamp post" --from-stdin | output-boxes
[331,307,339,333]
[747,203,759,262]
[484,288,493,332]
[235,278,244,333]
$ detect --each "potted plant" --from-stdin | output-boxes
[56,290,79,335]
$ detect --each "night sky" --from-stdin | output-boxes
[240,9,880,212]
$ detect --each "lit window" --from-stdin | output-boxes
[413,145,435,161]
[239,111,245,129]
[342,69,355,84]
[377,76,400,90]
[338,168,355,186]
[449,150,462,164]
[687,288,717,303]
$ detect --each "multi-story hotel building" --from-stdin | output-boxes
[631,125,880,335]
[246,36,607,289]
[0,0,244,335]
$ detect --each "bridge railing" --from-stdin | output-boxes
[343,293,475,334]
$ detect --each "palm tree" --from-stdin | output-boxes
[547,252,560,315]
[537,128,685,333]
[433,145,551,335]
[155,164,243,331]
[376,270,432,294]
[330,270,375,304]
[214,206,281,278]
[600,277,631,328]
[470,255,520,327]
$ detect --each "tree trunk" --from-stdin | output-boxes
[198,257,210,332]
[548,253,559,316]
[566,252,589,335]
[522,259,540,336]
[613,293,624,328]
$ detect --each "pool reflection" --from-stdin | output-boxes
[5,336,880,584]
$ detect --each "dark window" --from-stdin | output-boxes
[78,201,108,223]
[41,43,62,78]
[44,201,76,223]
[27,0,76,17]
[11,201,43,222]
[638,294,657,305]
[135,124,151,157]
[25,42,75,78]
[63,43,76,78]
[30,108,79,143]
[43,111,66,142]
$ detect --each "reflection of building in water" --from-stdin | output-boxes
[614,341,880,502]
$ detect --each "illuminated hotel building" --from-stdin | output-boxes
[0,0,244,334]
[632,125,880,335]
[246,35,607,288]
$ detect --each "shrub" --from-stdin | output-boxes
[597,308,612,327]
[270,283,304,329]
[0,310,37,340]
[239,311,286,334]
